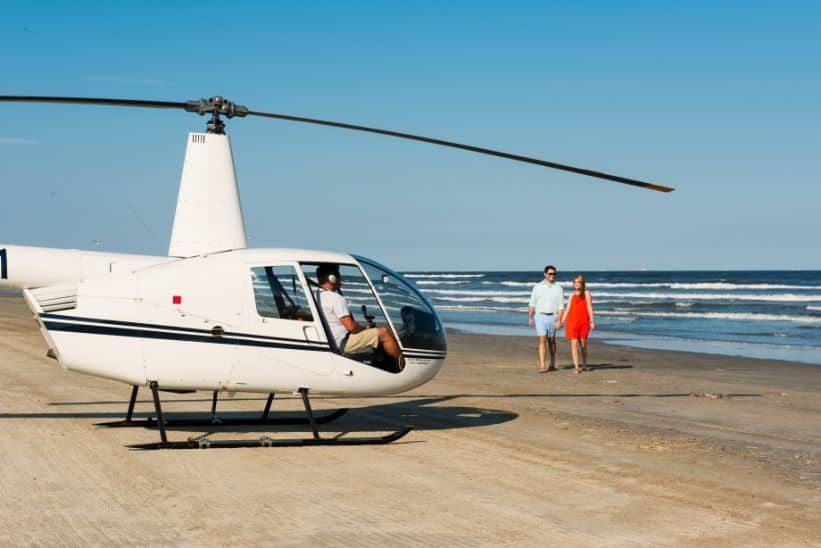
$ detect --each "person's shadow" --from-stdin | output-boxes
[559,362,634,371]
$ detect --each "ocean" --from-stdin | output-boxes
[403,270,821,365]
[3,270,819,365]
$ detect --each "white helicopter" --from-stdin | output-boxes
[0,95,673,449]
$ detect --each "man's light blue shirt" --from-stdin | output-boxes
[528,281,564,315]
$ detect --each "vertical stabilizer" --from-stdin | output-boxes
[168,132,247,257]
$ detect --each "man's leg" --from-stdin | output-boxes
[547,335,558,371]
[538,335,547,371]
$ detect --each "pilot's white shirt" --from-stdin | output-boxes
[318,289,351,348]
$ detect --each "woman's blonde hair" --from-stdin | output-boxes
[574,274,586,298]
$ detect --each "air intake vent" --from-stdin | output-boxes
[191,133,207,144]
[29,284,78,312]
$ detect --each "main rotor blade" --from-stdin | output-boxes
[248,109,674,192]
[0,95,674,192]
[0,96,188,110]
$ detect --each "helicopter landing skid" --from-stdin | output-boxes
[96,387,348,428]
[127,428,412,450]
[124,383,411,450]
[98,409,349,428]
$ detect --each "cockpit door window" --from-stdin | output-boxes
[251,266,314,322]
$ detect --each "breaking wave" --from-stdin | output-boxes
[432,296,527,304]
[593,292,821,303]
[437,304,529,313]
[489,281,821,290]
[404,273,485,279]
[599,310,821,324]
[422,288,531,297]
[417,288,820,303]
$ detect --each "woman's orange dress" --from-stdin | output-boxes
[565,292,590,340]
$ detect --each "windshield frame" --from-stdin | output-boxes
[352,254,446,354]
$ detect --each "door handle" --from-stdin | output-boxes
[211,325,225,338]
[303,326,320,342]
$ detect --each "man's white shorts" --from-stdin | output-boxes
[534,313,557,337]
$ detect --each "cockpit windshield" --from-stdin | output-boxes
[353,255,447,353]
[301,258,446,356]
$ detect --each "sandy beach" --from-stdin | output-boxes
[0,294,819,546]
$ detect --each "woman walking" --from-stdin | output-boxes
[562,274,595,375]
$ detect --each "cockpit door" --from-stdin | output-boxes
[234,264,333,381]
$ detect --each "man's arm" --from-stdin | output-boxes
[528,286,538,326]
[340,315,364,334]
[327,293,364,334]
[555,287,565,326]
[560,295,572,326]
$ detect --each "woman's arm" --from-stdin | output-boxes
[561,294,573,326]
[586,291,595,328]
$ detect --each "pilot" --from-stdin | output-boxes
[316,265,402,365]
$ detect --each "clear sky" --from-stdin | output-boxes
[1,1,819,271]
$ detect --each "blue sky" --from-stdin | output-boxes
[1,1,819,270]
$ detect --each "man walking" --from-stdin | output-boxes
[528,265,564,373]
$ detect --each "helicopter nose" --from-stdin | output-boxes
[396,354,446,390]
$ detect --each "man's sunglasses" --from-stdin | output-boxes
[546,272,556,276]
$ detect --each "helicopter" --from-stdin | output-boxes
[0,95,674,449]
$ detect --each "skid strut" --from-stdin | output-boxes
[98,389,348,428]
[149,381,168,444]
[211,391,220,424]
[125,385,139,423]
[261,393,274,420]
[128,386,411,450]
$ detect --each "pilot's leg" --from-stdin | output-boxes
[377,327,402,364]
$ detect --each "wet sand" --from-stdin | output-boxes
[0,295,819,546]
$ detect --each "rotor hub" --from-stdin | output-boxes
[184,96,249,134]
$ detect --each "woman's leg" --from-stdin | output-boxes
[570,338,580,373]
[580,338,588,370]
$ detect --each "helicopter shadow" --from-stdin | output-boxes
[151,395,517,436]
[1,395,518,436]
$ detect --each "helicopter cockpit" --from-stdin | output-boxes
[301,256,446,373]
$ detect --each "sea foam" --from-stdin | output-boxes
[599,310,821,324]
[490,281,821,290]
[405,273,485,279]
[593,292,820,303]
